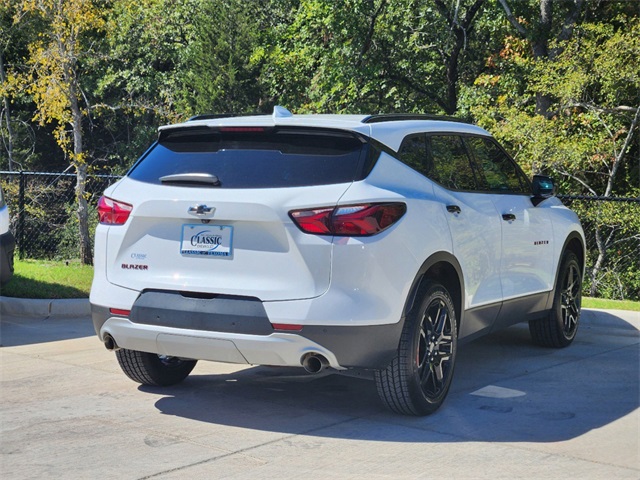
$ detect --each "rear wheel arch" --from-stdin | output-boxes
[404,252,464,333]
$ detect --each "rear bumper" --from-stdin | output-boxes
[0,230,15,285]
[91,290,404,369]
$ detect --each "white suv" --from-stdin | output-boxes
[90,107,585,415]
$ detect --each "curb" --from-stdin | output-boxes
[0,296,90,318]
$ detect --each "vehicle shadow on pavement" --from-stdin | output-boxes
[0,315,94,347]
[149,309,639,444]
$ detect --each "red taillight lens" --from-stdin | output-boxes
[98,196,133,225]
[109,308,131,316]
[290,203,406,236]
[289,207,334,235]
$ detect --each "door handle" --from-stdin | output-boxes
[446,205,461,214]
[502,213,516,221]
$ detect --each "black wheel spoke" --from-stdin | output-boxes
[560,263,581,337]
[420,361,433,384]
[417,296,455,398]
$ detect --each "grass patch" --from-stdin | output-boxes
[582,297,640,312]
[2,259,640,310]
[1,259,93,299]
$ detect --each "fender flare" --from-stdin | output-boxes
[402,251,465,330]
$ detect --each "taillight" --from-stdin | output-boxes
[290,203,406,236]
[98,196,133,225]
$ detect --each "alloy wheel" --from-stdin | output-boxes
[417,297,454,400]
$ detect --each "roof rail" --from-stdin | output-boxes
[361,114,467,124]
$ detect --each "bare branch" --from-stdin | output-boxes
[497,0,527,37]
[605,105,640,197]
[554,166,598,196]
[566,103,638,114]
[356,0,388,67]
[557,0,584,43]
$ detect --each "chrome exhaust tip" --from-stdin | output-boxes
[103,334,119,351]
[301,353,329,374]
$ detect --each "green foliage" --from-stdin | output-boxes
[1,0,638,298]
[180,0,268,114]
[259,0,492,114]
[465,17,639,195]
[98,0,199,123]
[55,200,98,260]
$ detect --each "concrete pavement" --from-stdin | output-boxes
[0,308,638,479]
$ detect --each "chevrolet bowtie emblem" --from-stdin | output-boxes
[188,204,215,216]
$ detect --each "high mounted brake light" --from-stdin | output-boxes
[290,203,406,236]
[219,127,266,133]
[98,196,133,225]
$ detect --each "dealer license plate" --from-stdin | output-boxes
[180,224,233,257]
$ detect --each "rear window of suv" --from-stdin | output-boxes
[127,127,368,188]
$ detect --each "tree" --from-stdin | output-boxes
[0,1,42,171]
[466,15,640,299]
[16,0,106,265]
[259,0,490,114]
[181,0,269,114]
[497,0,584,117]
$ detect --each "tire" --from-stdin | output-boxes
[375,283,458,416]
[529,251,582,348]
[115,348,197,386]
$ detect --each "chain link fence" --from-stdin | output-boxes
[558,195,640,302]
[1,171,639,301]
[1,171,120,260]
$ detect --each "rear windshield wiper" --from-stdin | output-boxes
[159,173,221,187]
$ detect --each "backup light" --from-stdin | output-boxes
[98,196,133,225]
[290,203,406,236]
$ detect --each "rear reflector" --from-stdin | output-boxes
[272,323,303,332]
[98,196,133,225]
[290,203,406,236]
[109,308,131,316]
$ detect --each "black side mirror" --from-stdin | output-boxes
[532,175,556,205]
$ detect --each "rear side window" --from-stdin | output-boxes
[397,134,478,190]
[128,128,367,188]
[466,136,530,193]
[428,135,477,191]
[398,134,432,178]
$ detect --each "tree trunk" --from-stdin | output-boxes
[435,0,487,115]
[498,0,584,117]
[445,34,463,115]
[69,80,92,265]
[0,53,15,172]
[589,226,606,297]
[533,0,553,116]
